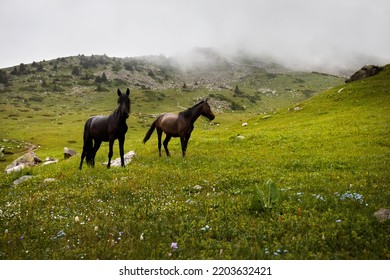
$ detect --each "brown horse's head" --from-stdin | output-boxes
[117,88,131,118]
[201,99,215,121]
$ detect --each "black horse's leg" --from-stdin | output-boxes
[157,128,163,157]
[118,136,125,167]
[92,140,102,167]
[107,139,114,168]
[163,135,172,157]
[79,147,86,170]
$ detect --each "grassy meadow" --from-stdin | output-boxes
[0,60,389,259]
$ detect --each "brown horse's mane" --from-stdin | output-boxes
[179,100,206,118]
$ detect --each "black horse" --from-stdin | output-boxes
[79,88,130,169]
[143,100,215,157]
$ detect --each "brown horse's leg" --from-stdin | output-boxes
[180,137,186,157]
[181,132,192,157]
[157,128,163,157]
[107,139,114,168]
[163,135,172,157]
[118,136,125,167]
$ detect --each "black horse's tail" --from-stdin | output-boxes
[143,120,156,143]
[80,118,94,169]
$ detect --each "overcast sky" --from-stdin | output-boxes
[1,0,389,70]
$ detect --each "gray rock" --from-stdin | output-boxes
[103,151,136,167]
[373,208,390,223]
[13,175,34,186]
[43,157,58,165]
[64,147,77,159]
[44,178,56,183]
[193,185,203,190]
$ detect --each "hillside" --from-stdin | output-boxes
[0,59,389,259]
[0,51,343,164]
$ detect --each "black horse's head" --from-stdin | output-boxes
[117,88,131,118]
[200,99,215,121]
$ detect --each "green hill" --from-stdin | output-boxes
[0,53,343,167]
[0,60,388,259]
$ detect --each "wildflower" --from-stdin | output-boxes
[336,219,342,223]
[94,226,98,231]
[52,230,66,240]
[339,192,364,204]
[74,216,79,223]
[140,233,144,241]
[170,242,178,251]
[312,194,325,201]
[200,225,211,231]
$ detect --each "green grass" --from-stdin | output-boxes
[0,61,389,260]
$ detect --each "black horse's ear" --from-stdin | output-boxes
[126,88,130,96]
[117,89,121,96]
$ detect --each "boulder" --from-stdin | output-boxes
[345,65,382,83]
[5,151,42,173]
[64,147,77,159]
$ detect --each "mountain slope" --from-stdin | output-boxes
[0,64,388,259]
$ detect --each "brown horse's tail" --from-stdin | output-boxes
[143,120,156,143]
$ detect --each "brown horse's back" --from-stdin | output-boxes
[158,113,182,136]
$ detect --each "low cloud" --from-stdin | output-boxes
[0,0,389,70]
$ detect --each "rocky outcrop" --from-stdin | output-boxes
[345,65,382,83]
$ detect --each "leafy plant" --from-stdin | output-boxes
[250,179,280,212]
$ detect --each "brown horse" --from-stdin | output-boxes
[79,88,130,169]
[143,100,215,157]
